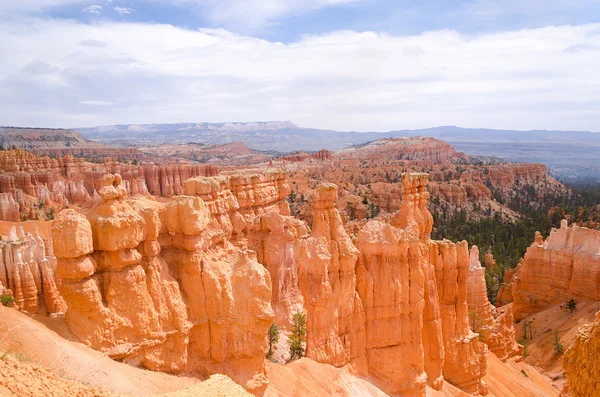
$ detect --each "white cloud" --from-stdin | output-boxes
[0,18,599,132]
[83,4,102,14]
[80,100,114,106]
[113,6,132,16]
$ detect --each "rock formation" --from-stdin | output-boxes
[0,225,65,314]
[467,246,522,361]
[0,150,218,221]
[512,220,600,319]
[52,172,284,393]
[43,169,528,396]
[563,310,600,397]
[495,266,518,307]
[279,149,333,162]
[287,173,489,396]
[335,137,469,164]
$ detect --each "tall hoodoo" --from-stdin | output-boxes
[296,183,366,368]
[288,174,489,396]
[53,173,275,393]
[467,246,522,361]
[512,221,600,319]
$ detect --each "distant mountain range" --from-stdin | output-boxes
[75,122,600,181]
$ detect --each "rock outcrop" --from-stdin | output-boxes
[496,266,517,307]
[0,225,64,314]
[52,172,282,393]
[512,221,600,319]
[48,170,496,396]
[335,137,469,164]
[279,149,333,162]
[286,173,489,396]
[563,310,600,397]
[467,246,522,361]
[0,150,218,221]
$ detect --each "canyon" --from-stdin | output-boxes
[0,135,598,397]
[0,167,565,397]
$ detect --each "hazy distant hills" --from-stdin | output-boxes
[76,122,600,181]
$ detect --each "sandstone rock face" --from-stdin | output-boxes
[46,169,494,396]
[0,225,65,314]
[0,150,218,222]
[496,266,517,307]
[272,173,489,396]
[467,246,522,361]
[512,222,600,319]
[563,310,600,397]
[296,183,366,369]
[279,149,333,162]
[53,173,276,393]
[335,137,469,164]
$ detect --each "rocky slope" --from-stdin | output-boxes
[0,127,142,160]
[336,137,470,164]
[281,137,567,226]
[510,221,600,319]
[139,142,272,166]
[3,166,581,397]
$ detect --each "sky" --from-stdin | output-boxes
[1,0,599,132]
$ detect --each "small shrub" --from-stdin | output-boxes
[566,299,577,314]
[553,330,564,354]
[0,294,15,307]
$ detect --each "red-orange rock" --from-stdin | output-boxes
[513,221,600,319]
[563,310,600,397]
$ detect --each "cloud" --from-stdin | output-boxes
[22,60,61,75]
[82,4,102,14]
[113,6,132,16]
[79,39,107,47]
[80,100,114,106]
[563,43,600,53]
[0,18,599,132]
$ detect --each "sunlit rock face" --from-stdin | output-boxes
[467,246,522,362]
[48,170,494,396]
[512,221,600,319]
[564,310,600,397]
[0,224,64,315]
[53,172,276,393]
[284,173,489,396]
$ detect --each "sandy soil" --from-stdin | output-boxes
[0,305,201,396]
[518,300,600,392]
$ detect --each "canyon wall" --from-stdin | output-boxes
[0,150,217,221]
[0,225,64,314]
[512,220,600,319]
[563,310,600,397]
